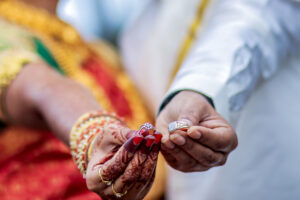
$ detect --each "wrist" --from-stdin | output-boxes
[0,50,43,121]
[158,90,214,115]
[3,61,53,125]
[70,110,125,177]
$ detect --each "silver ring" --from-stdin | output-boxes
[137,122,155,135]
[168,121,190,134]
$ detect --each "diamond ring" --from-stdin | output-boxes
[168,120,190,134]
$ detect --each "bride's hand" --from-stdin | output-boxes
[86,124,161,200]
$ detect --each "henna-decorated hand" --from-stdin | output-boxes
[86,123,162,200]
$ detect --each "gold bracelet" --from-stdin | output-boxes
[0,49,41,121]
[69,110,125,177]
[87,133,97,163]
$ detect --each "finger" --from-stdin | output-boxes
[187,126,237,152]
[101,134,145,180]
[162,146,211,173]
[136,168,156,198]
[104,135,156,198]
[152,131,162,143]
[86,134,144,192]
[156,116,176,150]
[140,143,159,181]
[170,131,225,167]
[129,143,160,197]
[105,124,135,144]
[189,155,228,172]
[177,104,206,126]
[156,111,175,149]
[161,143,200,172]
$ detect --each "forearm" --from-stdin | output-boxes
[5,62,101,144]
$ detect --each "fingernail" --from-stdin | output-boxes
[146,135,156,147]
[162,137,175,149]
[133,135,144,145]
[178,118,193,127]
[154,132,162,144]
[124,136,143,153]
[189,131,201,139]
[170,134,186,146]
[140,135,156,154]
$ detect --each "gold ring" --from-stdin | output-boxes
[98,168,112,186]
[111,183,128,198]
[168,120,190,134]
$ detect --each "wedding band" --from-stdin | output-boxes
[112,183,128,198]
[98,168,112,186]
[168,121,190,134]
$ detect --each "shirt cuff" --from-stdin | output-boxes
[158,72,231,121]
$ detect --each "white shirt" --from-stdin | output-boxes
[58,0,300,199]
[122,0,300,199]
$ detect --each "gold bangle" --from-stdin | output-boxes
[87,133,97,163]
[69,110,125,177]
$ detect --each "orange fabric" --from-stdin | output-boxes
[82,58,132,118]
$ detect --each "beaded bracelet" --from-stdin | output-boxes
[70,110,124,177]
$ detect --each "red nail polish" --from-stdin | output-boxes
[140,136,155,154]
[146,135,156,147]
[133,136,143,145]
[154,132,162,144]
[139,128,149,137]
[124,136,143,153]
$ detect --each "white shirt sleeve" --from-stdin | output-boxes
[162,0,300,119]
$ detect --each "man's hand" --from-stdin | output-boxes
[156,90,238,172]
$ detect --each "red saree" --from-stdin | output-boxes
[0,1,161,199]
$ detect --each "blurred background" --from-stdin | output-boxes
[57,0,145,44]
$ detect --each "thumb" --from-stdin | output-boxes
[177,111,201,126]
[174,90,211,126]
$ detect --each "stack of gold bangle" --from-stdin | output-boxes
[0,49,41,121]
[69,110,125,177]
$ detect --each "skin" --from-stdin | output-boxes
[156,91,238,172]
[86,125,160,200]
[6,59,160,200]
[4,1,161,198]
[7,0,237,197]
